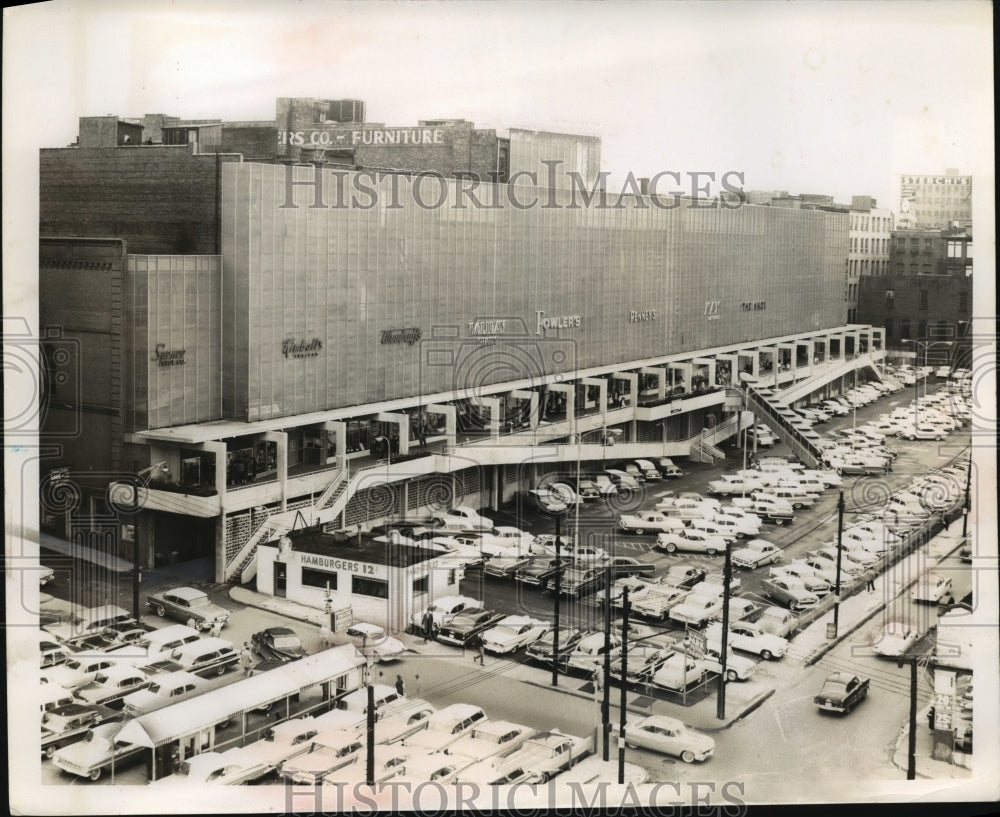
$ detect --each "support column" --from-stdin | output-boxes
[263,431,288,511]
[668,362,692,393]
[214,515,227,584]
[324,420,347,469]
[714,355,737,387]
[546,383,574,431]
[467,398,501,438]
[581,377,607,414]
[509,389,538,431]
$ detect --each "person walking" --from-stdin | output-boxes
[208,619,224,638]
[474,637,485,666]
[866,568,876,593]
[240,642,255,677]
[422,609,435,643]
[318,622,334,650]
[394,674,405,697]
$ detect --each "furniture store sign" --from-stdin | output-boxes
[279,128,445,147]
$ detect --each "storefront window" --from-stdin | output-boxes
[352,576,388,599]
[412,576,429,594]
[302,568,338,590]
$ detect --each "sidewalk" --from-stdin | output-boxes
[890,704,972,779]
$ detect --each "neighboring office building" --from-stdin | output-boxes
[846,196,894,323]
[40,102,885,601]
[897,168,972,230]
[889,226,973,278]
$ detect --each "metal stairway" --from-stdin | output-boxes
[741,382,823,468]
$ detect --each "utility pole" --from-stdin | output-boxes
[366,667,375,786]
[902,656,918,780]
[832,490,845,637]
[601,562,612,762]
[961,454,972,538]
[717,537,733,719]
[617,587,630,783]
[551,517,561,687]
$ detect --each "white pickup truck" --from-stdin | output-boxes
[629,585,691,621]
[668,594,723,628]
[618,511,685,536]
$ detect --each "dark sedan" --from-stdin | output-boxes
[251,627,307,662]
[514,557,569,587]
[435,609,507,647]
[524,628,583,666]
[72,624,156,653]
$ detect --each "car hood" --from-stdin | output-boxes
[372,637,405,654]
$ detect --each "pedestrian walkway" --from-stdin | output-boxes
[890,704,972,779]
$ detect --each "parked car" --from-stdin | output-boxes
[654,529,727,556]
[484,728,591,784]
[279,728,366,784]
[618,511,686,536]
[480,616,550,654]
[756,606,797,638]
[44,605,136,646]
[731,539,783,569]
[121,670,209,717]
[759,577,819,611]
[435,609,507,647]
[548,483,585,507]
[634,459,662,480]
[621,716,714,763]
[630,585,692,621]
[50,721,146,781]
[72,664,150,708]
[660,564,707,589]
[657,458,685,478]
[449,506,494,531]
[41,703,107,758]
[565,631,622,673]
[609,646,675,684]
[514,557,568,588]
[690,643,756,681]
[71,623,157,653]
[524,628,583,666]
[40,636,72,670]
[769,563,833,595]
[251,627,307,662]
[346,622,406,662]
[668,594,723,628]
[146,587,230,631]
[42,655,118,690]
[549,566,606,597]
[911,573,953,603]
[814,673,870,714]
[408,596,480,634]
[650,653,712,691]
[398,703,488,753]
[145,637,239,678]
[706,621,787,659]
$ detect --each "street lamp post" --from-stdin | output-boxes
[617,586,630,784]
[961,454,972,539]
[130,461,168,621]
[551,516,562,688]
[832,490,845,637]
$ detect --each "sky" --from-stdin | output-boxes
[3,0,994,210]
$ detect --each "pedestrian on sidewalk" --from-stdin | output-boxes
[422,609,435,643]
[208,619,224,638]
[866,568,876,593]
[186,616,197,631]
[394,674,405,697]
[240,642,255,677]
[318,622,334,650]
[474,637,485,666]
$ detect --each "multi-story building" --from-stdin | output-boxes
[897,168,972,230]
[39,98,888,623]
[846,196,894,322]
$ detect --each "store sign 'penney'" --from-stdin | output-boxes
[278,128,445,147]
[299,552,378,576]
[380,328,422,346]
[630,309,657,322]
[152,344,186,366]
[536,311,581,334]
[283,338,323,358]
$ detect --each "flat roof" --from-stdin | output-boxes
[285,529,440,567]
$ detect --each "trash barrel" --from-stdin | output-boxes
[826,623,837,639]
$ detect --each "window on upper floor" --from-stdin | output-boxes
[959,291,969,311]
[919,290,928,310]
[947,240,963,258]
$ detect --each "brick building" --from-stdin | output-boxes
[897,168,972,230]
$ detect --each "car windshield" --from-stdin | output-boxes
[187,596,211,608]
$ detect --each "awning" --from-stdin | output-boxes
[117,645,363,748]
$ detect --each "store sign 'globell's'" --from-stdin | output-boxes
[152,344,186,366]
[282,338,324,358]
[380,328,422,346]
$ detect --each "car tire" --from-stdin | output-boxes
[761,649,773,660]
[626,741,638,750]
[634,529,644,536]
[216,663,227,676]
[45,744,58,759]
[89,768,102,781]
[935,434,943,441]
[726,669,738,682]
[707,548,718,556]
[666,543,677,553]
[155,604,166,618]
[774,519,786,526]
[680,750,696,764]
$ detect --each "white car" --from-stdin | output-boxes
[710,512,761,538]
[687,518,740,543]
[121,670,208,716]
[548,483,585,507]
[345,622,406,662]
[769,563,832,594]
[691,643,756,681]
[654,529,728,556]
[911,573,953,603]
[706,621,787,659]
[872,622,922,658]
[443,720,537,762]
[821,400,850,416]
[484,729,592,784]
[489,526,536,551]
[800,469,843,487]
[731,539,782,569]
[449,506,493,531]
[480,616,550,654]
[669,594,724,628]
[707,475,767,496]
[618,511,686,535]
[621,716,714,763]
[400,703,488,752]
